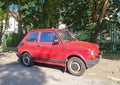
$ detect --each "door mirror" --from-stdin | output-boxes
[53,39,59,45]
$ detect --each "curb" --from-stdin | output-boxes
[0,46,17,52]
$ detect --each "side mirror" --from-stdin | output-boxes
[53,39,59,45]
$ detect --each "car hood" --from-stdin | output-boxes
[64,40,99,51]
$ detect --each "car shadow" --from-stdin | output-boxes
[102,53,120,60]
[0,62,46,85]
[34,62,65,73]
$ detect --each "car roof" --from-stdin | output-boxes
[29,28,65,32]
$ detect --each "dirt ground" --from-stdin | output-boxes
[0,52,120,85]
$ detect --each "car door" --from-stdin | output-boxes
[37,31,65,63]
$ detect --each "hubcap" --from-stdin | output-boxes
[23,56,30,65]
[71,61,81,72]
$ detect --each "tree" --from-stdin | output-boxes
[0,8,7,44]
[1,0,120,44]
[0,0,23,41]
[89,0,109,23]
[59,0,90,31]
[89,0,109,42]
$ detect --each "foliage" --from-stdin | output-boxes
[0,0,119,31]
[5,33,20,47]
[0,8,7,20]
[74,30,91,41]
[74,22,97,41]
[0,8,7,45]
[60,0,90,31]
[0,0,120,52]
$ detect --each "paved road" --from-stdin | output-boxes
[0,52,120,85]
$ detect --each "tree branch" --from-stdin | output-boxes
[98,0,109,22]
[89,0,97,22]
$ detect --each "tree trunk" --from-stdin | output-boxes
[90,20,107,42]
[98,0,109,22]
[89,0,97,22]
[0,21,3,45]
[90,23,100,42]
[17,1,23,42]
[18,20,23,41]
[89,0,109,42]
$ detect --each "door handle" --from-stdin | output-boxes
[37,44,40,47]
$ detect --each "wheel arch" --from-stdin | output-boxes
[21,51,31,56]
[67,55,88,69]
[21,51,33,67]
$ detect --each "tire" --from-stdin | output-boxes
[21,53,33,67]
[67,57,86,76]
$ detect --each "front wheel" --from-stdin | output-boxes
[67,57,86,76]
[21,53,33,67]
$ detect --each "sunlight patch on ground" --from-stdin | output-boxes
[107,76,120,82]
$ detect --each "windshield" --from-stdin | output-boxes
[57,29,76,42]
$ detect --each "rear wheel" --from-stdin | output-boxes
[22,53,33,67]
[67,57,86,76]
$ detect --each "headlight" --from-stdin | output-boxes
[91,50,94,56]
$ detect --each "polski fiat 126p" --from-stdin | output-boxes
[17,28,102,76]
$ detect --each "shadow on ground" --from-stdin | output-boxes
[103,53,120,60]
[34,62,65,73]
[0,62,46,85]
[0,54,5,58]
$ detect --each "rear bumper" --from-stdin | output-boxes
[85,53,102,68]
[16,53,21,58]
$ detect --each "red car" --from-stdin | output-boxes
[17,28,101,76]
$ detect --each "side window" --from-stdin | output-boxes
[26,32,38,42]
[40,32,57,42]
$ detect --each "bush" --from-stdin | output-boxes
[74,30,91,41]
[5,33,19,47]
[98,42,111,51]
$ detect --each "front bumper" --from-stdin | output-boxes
[85,53,102,68]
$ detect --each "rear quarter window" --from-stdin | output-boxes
[26,32,38,42]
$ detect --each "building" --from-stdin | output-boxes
[0,11,18,46]
[4,16,18,34]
